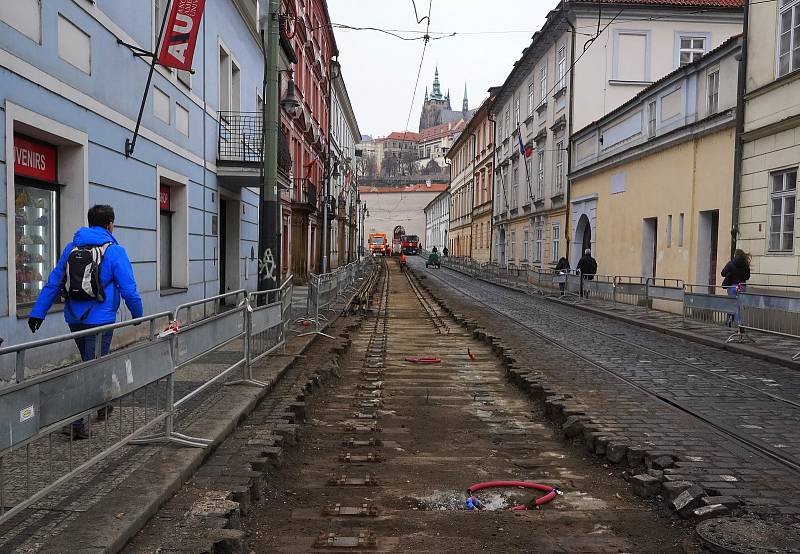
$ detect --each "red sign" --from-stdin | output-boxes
[157,0,205,71]
[14,135,57,182]
[160,186,171,210]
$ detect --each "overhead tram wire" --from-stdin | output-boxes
[402,0,433,141]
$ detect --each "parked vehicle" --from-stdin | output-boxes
[402,234,420,255]
[368,233,389,256]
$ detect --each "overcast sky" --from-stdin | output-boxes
[328,1,553,138]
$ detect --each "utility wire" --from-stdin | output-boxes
[402,0,433,140]
[410,0,431,24]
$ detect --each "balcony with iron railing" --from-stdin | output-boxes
[216,112,292,187]
[291,178,317,212]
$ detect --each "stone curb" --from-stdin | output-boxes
[411,270,744,522]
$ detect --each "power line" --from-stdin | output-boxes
[402,0,433,140]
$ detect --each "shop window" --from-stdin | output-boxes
[159,185,173,289]
[13,136,59,310]
[157,168,188,291]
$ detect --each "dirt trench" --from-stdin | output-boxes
[243,260,693,552]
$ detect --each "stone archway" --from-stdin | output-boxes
[570,196,597,268]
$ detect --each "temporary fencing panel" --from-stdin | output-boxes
[582,275,615,304]
[614,277,648,307]
[682,285,737,326]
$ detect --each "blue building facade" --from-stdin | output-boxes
[0,0,275,368]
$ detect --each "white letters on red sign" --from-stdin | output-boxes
[157,0,205,71]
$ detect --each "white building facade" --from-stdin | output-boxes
[425,188,450,252]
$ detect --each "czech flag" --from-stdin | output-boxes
[517,130,533,158]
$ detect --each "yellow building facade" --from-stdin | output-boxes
[570,37,741,284]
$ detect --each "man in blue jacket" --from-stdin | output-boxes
[28,204,144,438]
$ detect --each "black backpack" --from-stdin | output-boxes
[63,243,112,318]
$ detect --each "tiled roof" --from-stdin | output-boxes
[385,131,420,141]
[419,119,465,141]
[569,0,742,7]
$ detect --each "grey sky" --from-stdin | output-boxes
[328,0,554,138]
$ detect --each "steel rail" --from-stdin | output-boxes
[416,266,800,475]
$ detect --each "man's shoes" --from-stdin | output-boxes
[96,406,114,421]
[61,425,90,440]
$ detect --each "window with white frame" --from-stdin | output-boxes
[527,82,535,115]
[514,95,520,126]
[537,149,545,198]
[769,168,797,252]
[533,224,544,262]
[538,64,548,107]
[779,0,800,77]
[556,44,567,91]
[554,140,564,195]
[512,164,519,208]
[505,108,511,138]
[647,100,657,138]
[525,157,533,200]
[707,69,720,114]
[679,36,706,66]
[552,224,560,262]
[510,231,516,260]
[522,226,529,261]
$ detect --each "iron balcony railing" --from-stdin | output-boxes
[292,178,317,212]
[218,111,292,176]
[218,111,262,163]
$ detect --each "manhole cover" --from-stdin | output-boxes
[696,517,800,553]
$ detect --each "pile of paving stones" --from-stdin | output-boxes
[416,279,744,523]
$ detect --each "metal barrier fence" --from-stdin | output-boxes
[0,272,316,525]
[301,259,372,339]
[434,257,800,358]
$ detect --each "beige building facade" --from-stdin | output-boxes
[491,1,742,268]
[446,122,474,257]
[471,93,497,263]
[570,38,741,284]
[737,0,800,286]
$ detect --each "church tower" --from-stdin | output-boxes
[419,67,464,131]
[462,83,469,116]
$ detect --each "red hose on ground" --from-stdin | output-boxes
[404,356,442,363]
[467,480,560,510]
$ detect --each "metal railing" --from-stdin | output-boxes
[434,258,800,359]
[301,258,373,339]
[0,272,319,525]
[218,111,262,163]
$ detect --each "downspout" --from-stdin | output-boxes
[565,10,576,265]
[731,3,749,258]
[469,131,477,259]
[202,13,208,300]
[488,112,497,263]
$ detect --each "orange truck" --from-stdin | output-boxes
[368,233,389,256]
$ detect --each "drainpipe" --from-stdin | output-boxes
[565,11,576,265]
[731,2,749,258]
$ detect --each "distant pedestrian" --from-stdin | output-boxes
[554,257,570,296]
[431,246,438,253]
[576,249,597,297]
[28,205,144,439]
[721,249,751,328]
[442,246,449,257]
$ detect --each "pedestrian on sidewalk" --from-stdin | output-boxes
[27,205,144,439]
[721,249,751,328]
[554,257,570,296]
[442,246,448,257]
[576,248,597,298]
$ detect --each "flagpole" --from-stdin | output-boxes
[518,124,535,202]
[124,0,173,157]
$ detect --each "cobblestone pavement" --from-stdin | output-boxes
[411,258,800,520]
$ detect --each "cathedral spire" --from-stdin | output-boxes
[462,83,468,113]
[425,86,429,102]
[431,66,442,99]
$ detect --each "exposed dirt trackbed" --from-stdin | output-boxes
[243,259,694,553]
